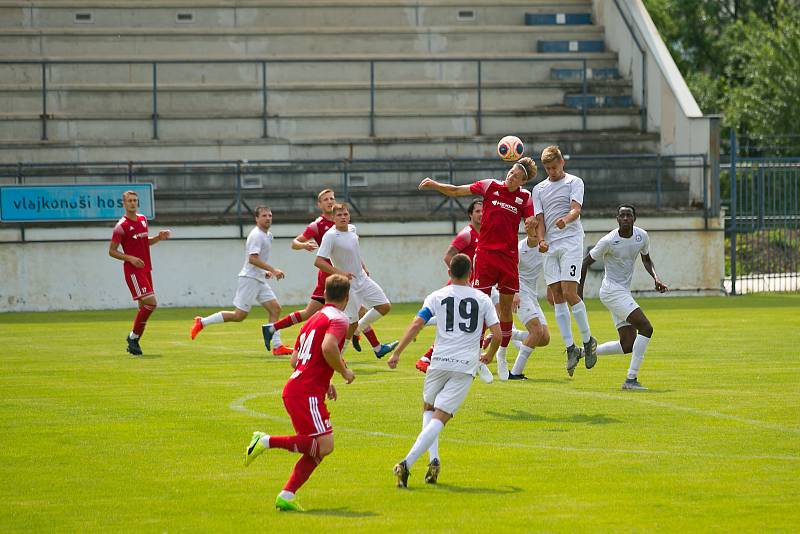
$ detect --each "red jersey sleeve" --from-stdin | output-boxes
[111,222,125,244]
[450,229,471,251]
[302,221,318,240]
[521,193,534,219]
[327,315,349,345]
[469,179,492,196]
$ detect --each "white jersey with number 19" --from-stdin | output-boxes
[420,284,499,375]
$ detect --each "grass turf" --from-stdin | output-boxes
[1,294,799,532]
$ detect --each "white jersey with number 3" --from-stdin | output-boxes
[422,284,499,375]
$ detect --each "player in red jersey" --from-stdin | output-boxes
[262,188,393,357]
[108,190,171,356]
[245,274,355,512]
[418,157,537,372]
[415,199,482,373]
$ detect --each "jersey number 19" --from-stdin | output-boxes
[441,296,479,333]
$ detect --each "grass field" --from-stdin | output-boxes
[1,295,799,532]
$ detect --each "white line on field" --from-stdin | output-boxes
[229,387,800,462]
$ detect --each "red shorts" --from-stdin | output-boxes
[283,394,333,437]
[472,249,519,294]
[124,270,154,301]
[310,270,330,303]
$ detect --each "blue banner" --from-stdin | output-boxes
[0,184,154,222]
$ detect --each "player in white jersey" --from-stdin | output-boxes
[190,206,290,353]
[387,254,501,487]
[578,205,668,390]
[315,203,396,358]
[532,145,596,377]
[506,225,552,380]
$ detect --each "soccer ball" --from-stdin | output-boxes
[497,135,524,161]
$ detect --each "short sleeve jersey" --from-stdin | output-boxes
[450,224,479,261]
[111,214,151,275]
[316,224,366,281]
[420,284,499,375]
[283,305,350,398]
[518,238,545,299]
[589,226,650,291]
[469,179,534,258]
[532,173,585,244]
[238,226,273,280]
[302,216,335,247]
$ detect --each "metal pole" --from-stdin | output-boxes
[581,59,587,131]
[448,161,456,231]
[236,162,243,237]
[655,154,662,208]
[729,129,738,295]
[152,62,159,140]
[40,63,48,140]
[261,61,268,138]
[476,60,482,136]
[369,61,375,137]
[128,161,134,183]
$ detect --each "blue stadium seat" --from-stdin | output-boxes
[525,13,592,25]
[537,40,605,53]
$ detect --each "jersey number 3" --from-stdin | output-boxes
[441,296,479,333]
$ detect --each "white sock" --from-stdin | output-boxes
[129,331,139,340]
[404,419,444,468]
[597,340,624,355]
[511,328,527,341]
[511,346,533,375]
[356,308,384,335]
[201,312,225,327]
[627,334,650,379]
[497,346,508,364]
[571,300,592,344]
[422,410,439,461]
[278,490,295,500]
[259,434,271,448]
[554,302,574,348]
[426,316,437,327]
[272,329,283,347]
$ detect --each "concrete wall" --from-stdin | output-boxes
[0,215,724,312]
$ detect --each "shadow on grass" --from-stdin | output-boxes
[432,484,523,495]
[305,507,379,517]
[484,409,620,425]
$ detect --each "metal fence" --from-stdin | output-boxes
[725,133,800,294]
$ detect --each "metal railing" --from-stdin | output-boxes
[2,55,628,141]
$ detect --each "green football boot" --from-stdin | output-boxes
[244,431,268,466]
[275,495,305,512]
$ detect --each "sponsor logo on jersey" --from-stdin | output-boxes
[490,199,519,214]
[636,235,642,242]
[493,191,500,196]
[514,197,523,204]
[132,232,149,240]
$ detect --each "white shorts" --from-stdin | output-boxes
[599,285,639,328]
[423,368,474,415]
[233,276,277,312]
[544,236,583,285]
[344,276,390,323]
[517,292,548,326]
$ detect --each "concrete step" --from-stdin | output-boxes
[0,26,605,57]
[0,130,661,164]
[551,67,620,80]
[0,80,633,114]
[1,1,596,29]
[564,94,634,108]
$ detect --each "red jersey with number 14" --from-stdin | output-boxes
[469,179,533,258]
[111,214,152,275]
[283,305,349,398]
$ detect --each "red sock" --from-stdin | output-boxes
[424,345,434,358]
[273,311,303,331]
[132,303,156,336]
[500,321,513,348]
[268,434,318,456]
[363,327,380,347]
[284,453,322,493]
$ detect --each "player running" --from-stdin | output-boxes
[108,190,171,356]
[578,205,668,390]
[261,188,394,357]
[387,254,501,487]
[418,158,537,379]
[190,206,291,354]
[244,274,356,512]
[532,145,596,376]
[314,203,396,356]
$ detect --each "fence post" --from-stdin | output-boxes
[448,160,456,232]
[655,154,662,208]
[476,60,482,135]
[369,61,375,137]
[236,161,243,238]
[261,61,268,138]
[729,130,738,295]
[152,62,159,140]
[40,62,48,141]
[708,115,722,217]
[581,58,587,131]
[127,161,134,183]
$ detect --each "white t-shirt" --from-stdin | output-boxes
[518,238,545,299]
[316,224,366,281]
[532,173,585,244]
[589,226,650,291]
[421,284,499,375]
[238,226,273,280]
